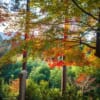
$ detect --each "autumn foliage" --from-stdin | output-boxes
[9,79,19,94]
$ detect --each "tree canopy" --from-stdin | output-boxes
[0,0,100,67]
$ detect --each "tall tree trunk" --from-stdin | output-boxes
[96,27,100,57]
[95,8,100,58]
[61,65,67,95]
[19,0,30,100]
[61,17,68,95]
[22,50,27,70]
[19,70,27,100]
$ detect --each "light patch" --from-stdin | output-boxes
[34,30,39,37]
[85,31,96,41]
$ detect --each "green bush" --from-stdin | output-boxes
[26,80,42,100]
[26,80,62,100]
[26,66,100,100]
[49,68,61,88]
[29,65,50,84]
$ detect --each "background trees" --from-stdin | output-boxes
[0,0,100,99]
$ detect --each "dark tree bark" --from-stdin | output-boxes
[95,28,100,57]
[61,65,67,95]
[95,8,100,57]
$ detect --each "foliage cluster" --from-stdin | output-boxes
[0,60,100,100]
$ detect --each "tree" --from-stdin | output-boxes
[71,0,100,57]
[28,0,100,95]
[1,0,99,63]
[0,0,100,96]
[29,60,50,84]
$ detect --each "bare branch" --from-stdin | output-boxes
[81,42,96,49]
[71,0,98,21]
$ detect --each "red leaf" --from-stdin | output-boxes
[48,63,55,69]
[56,61,65,67]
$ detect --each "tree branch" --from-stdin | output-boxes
[71,0,98,21]
[81,42,96,49]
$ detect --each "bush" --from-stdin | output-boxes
[26,80,42,100]
[26,80,62,100]
[29,65,50,84]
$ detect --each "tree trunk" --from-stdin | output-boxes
[19,0,30,100]
[61,65,67,95]
[22,50,27,70]
[95,27,100,57]
[19,70,27,100]
[95,8,100,58]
